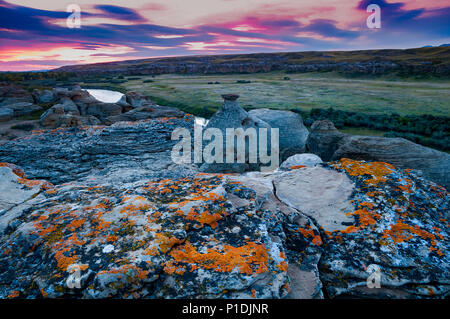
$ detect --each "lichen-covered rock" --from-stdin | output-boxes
[0,170,291,299]
[307,120,450,190]
[319,159,449,298]
[0,114,448,299]
[1,157,447,299]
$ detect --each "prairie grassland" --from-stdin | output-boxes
[122,72,450,117]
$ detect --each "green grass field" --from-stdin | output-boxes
[118,72,450,117]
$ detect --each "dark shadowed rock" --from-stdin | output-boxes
[33,89,56,104]
[307,120,450,190]
[306,120,346,161]
[125,91,153,108]
[0,83,34,107]
[40,104,101,128]
[249,108,309,160]
[0,115,196,184]
[0,108,13,122]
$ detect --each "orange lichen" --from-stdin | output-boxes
[168,242,269,275]
[382,222,436,245]
[7,290,20,299]
[17,177,54,191]
[346,208,381,228]
[154,233,185,254]
[290,165,306,170]
[334,158,395,186]
[297,225,322,246]
[0,162,25,178]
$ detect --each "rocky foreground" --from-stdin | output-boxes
[0,112,448,299]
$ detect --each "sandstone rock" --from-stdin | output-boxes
[3,102,42,117]
[274,166,355,232]
[125,91,152,108]
[318,159,449,298]
[200,94,272,173]
[39,104,65,127]
[307,120,450,190]
[0,163,51,214]
[0,115,196,184]
[249,109,309,160]
[0,108,13,122]
[60,97,80,115]
[33,89,56,104]
[280,153,323,170]
[104,105,185,125]
[306,120,346,161]
[116,94,133,112]
[0,83,34,107]
[0,156,447,299]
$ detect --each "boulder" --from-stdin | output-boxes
[307,120,450,190]
[274,166,355,232]
[3,102,42,117]
[0,107,13,122]
[249,108,309,160]
[105,105,185,124]
[60,97,80,115]
[116,94,133,113]
[67,89,122,122]
[200,94,272,173]
[306,120,346,161]
[39,104,65,127]
[33,89,56,104]
[40,104,100,128]
[280,153,323,170]
[125,91,152,108]
[0,83,34,107]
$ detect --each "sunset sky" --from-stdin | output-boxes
[1,0,449,71]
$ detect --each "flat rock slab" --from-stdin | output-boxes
[0,166,41,211]
[274,166,355,232]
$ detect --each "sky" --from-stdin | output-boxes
[0,0,449,71]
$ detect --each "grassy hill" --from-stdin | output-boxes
[54,47,450,77]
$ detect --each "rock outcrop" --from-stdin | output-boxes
[0,108,13,122]
[0,115,196,184]
[307,120,450,190]
[0,144,448,299]
[105,105,185,125]
[0,94,448,299]
[249,109,309,161]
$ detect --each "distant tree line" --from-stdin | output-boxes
[295,107,450,152]
[0,71,76,83]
